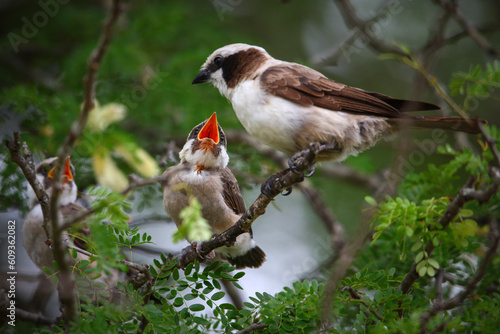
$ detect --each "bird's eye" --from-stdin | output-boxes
[220,134,225,142]
[213,56,223,67]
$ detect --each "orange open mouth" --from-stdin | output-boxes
[198,112,219,144]
[48,157,73,184]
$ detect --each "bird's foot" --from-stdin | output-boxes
[282,186,293,196]
[288,151,316,177]
[192,241,215,260]
[319,141,339,152]
[261,169,291,198]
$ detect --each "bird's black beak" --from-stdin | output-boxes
[192,69,211,84]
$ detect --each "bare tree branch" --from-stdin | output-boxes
[221,279,244,310]
[5,132,51,237]
[228,130,366,250]
[333,0,406,56]
[434,0,500,58]
[479,123,500,168]
[59,173,169,232]
[236,322,269,334]
[341,286,384,321]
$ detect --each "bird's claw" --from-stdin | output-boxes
[261,180,274,198]
[288,154,316,178]
[282,187,293,196]
[304,165,315,177]
[319,142,339,152]
[191,241,215,260]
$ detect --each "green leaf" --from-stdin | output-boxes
[243,302,255,309]
[211,291,225,301]
[365,196,377,206]
[459,209,474,217]
[427,258,440,269]
[173,297,184,307]
[172,268,179,281]
[415,251,424,263]
[184,293,197,301]
[189,304,205,312]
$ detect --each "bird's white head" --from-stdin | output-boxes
[28,156,78,208]
[179,113,229,171]
[192,43,271,99]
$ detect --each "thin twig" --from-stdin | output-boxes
[341,286,384,321]
[318,165,383,192]
[60,174,169,231]
[236,322,269,334]
[479,123,500,168]
[334,0,406,56]
[434,0,500,58]
[70,244,150,274]
[5,132,51,238]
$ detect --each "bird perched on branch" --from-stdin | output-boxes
[192,43,485,164]
[23,157,122,290]
[24,157,89,271]
[162,113,266,268]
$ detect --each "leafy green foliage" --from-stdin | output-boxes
[450,61,500,110]
[172,195,212,243]
[249,280,324,333]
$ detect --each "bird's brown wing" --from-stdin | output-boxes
[260,63,439,117]
[220,168,246,216]
[60,202,90,251]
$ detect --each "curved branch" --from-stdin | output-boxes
[334,0,406,56]
[236,322,269,334]
[5,132,51,237]
[434,0,500,58]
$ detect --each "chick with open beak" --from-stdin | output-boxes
[163,113,266,269]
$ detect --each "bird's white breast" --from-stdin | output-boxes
[230,80,304,153]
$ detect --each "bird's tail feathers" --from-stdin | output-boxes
[363,91,440,112]
[226,246,266,269]
[389,116,486,134]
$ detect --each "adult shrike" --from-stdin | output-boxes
[192,43,484,162]
[162,113,266,268]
